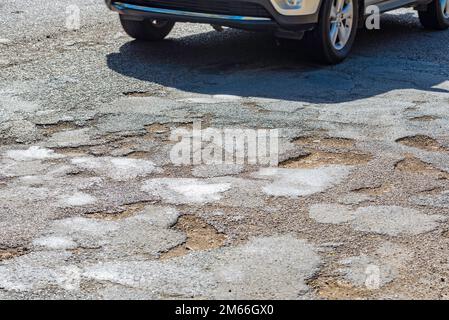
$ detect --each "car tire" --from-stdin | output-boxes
[418,0,449,30]
[303,0,359,64]
[119,15,175,41]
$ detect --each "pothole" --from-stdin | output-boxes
[294,136,355,149]
[160,215,227,260]
[309,276,370,299]
[123,91,154,97]
[126,151,152,159]
[0,247,28,261]
[419,186,445,194]
[145,123,170,134]
[142,122,189,142]
[37,122,80,137]
[280,151,372,168]
[54,145,91,156]
[242,101,269,113]
[409,115,439,122]
[353,183,393,196]
[396,135,446,152]
[395,156,449,179]
[88,202,152,221]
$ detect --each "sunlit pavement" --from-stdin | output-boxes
[1,2,449,299]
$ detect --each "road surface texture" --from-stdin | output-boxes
[1,0,449,299]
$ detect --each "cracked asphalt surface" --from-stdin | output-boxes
[1,1,449,299]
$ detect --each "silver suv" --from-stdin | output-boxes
[106,0,449,64]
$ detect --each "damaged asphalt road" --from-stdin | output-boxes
[1,1,449,299]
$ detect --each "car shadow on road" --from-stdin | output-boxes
[106,12,448,103]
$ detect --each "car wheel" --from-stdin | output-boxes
[418,0,449,30]
[119,15,175,41]
[303,0,359,64]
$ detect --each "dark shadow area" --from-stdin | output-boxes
[107,12,449,103]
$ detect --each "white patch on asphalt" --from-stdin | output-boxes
[83,235,321,299]
[0,251,73,292]
[6,146,64,161]
[52,217,120,236]
[338,255,395,289]
[0,186,51,202]
[33,236,77,250]
[71,156,161,181]
[46,128,92,148]
[0,89,40,113]
[59,192,97,207]
[44,207,185,257]
[0,207,186,292]
[141,178,231,204]
[412,190,449,208]
[338,242,414,289]
[254,165,351,198]
[127,206,181,228]
[309,204,446,236]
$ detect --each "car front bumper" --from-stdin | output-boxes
[105,0,322,31]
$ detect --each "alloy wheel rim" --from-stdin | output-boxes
[329,0,354,50]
